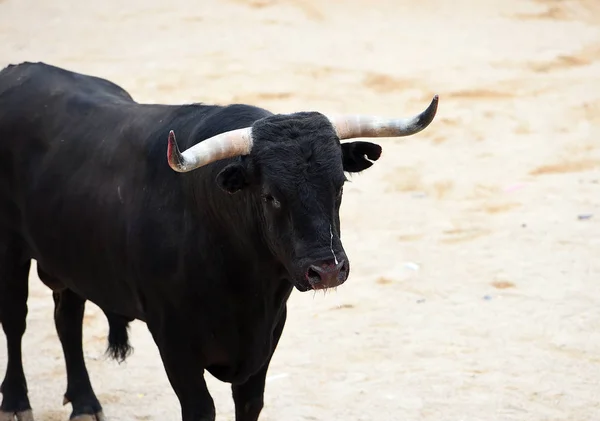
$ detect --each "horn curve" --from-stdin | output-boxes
[326,95,439,140]
[167,127,253,173]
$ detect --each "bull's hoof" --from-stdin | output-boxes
[0,409,35,421]
[71,413,106,421]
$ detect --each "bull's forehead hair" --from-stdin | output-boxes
[251,111,338,144]
[250,112,345,184]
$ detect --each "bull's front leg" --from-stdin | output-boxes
[231,307,287,421]
[147,317,215,421]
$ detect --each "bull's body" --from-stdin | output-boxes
[2,61,291,371]
[0,62,438,421]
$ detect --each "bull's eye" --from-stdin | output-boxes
[262,194,281,209]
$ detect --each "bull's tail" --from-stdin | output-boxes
[103,311,134,363]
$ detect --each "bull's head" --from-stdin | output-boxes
[167,96,439,291]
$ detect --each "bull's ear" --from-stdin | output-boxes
[341,141,382,173]
[216,163,249,194]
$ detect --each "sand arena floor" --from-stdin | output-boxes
[1,0,599,419]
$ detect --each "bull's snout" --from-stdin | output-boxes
[306,259,349,289]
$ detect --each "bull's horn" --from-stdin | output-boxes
[326,95,439,140]
[167,127,254,172]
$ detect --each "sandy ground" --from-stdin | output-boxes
[1,0,600,419]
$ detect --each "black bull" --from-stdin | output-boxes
[0,62,438,421]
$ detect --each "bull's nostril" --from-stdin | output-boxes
[336,260,348,281]
[306,266,322,284]
[338,260,348,279]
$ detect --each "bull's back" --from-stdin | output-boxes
[0,61,144,220]
[1,61,139,138]
[0,62,141,175]
[0,61,134,106]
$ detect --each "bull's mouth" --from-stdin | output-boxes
[292,278,347,292]
[293,281,314,292]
